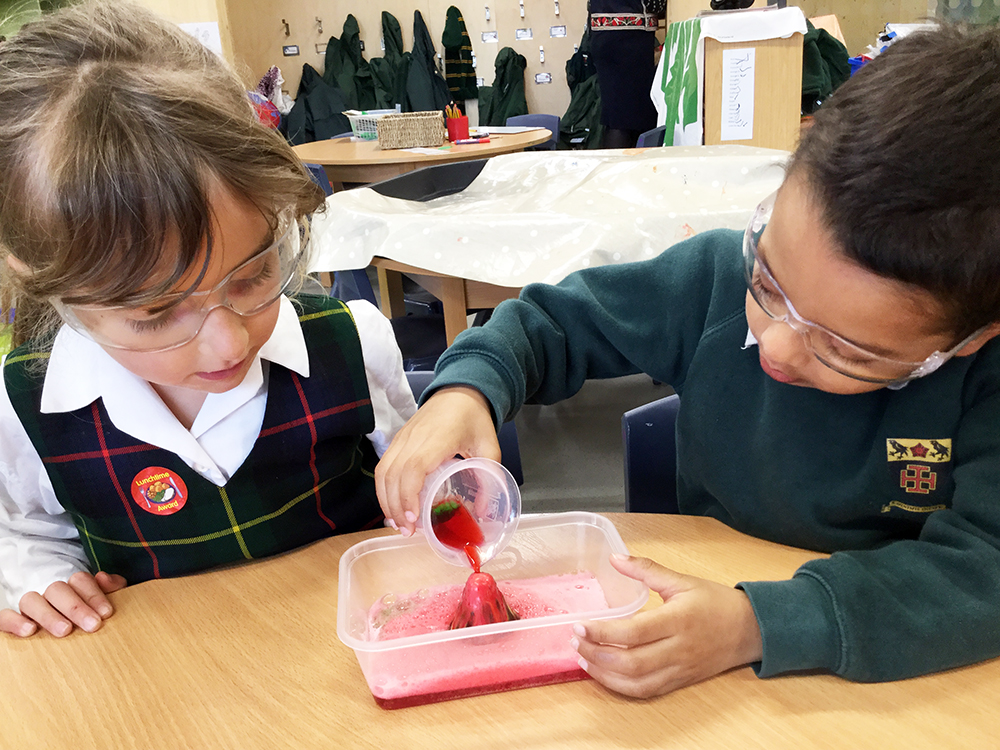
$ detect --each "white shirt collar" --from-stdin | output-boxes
[40,295,310,417]
[743,327,758,349]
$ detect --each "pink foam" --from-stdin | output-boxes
[362,572,608,707]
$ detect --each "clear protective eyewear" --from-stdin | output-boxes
[53,213,304,353]
[743,191,983,388]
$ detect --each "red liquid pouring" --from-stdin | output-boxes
[430,495,519,630]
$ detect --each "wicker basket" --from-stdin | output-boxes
[376,111,446,149]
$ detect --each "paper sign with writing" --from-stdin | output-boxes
[721,48,755,141]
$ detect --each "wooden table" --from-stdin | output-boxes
[372,255,521,344]
[291,129,552,190]
[3,513,997,749]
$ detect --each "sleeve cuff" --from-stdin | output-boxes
[423,351,516,429]
[737,572,845,678]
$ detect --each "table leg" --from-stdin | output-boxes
[438,277,469,345]
[376,267,407,318]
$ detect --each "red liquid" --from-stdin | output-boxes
[365,572,607,709]
[430,496,484,572]
[373,668,588,709]
[431,495,518,629]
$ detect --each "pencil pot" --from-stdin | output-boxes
[446,115,470,142]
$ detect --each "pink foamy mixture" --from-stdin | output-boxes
[361,572,608,704]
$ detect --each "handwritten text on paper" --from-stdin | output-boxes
[721,48,755,141]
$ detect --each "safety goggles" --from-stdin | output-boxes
[743,191,982,388]
[53,213,304,352]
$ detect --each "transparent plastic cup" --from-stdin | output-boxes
[417,457,520,567]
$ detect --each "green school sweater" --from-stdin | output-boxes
[426,229,1000,682]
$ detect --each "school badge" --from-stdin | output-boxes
[883,438,951,514]
[131,467,188,516]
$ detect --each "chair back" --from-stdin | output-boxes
[405,371,524,486]
[505,114,560,150]
[621,393,679,513]
[368,160,488,201]
[636,125,667,148]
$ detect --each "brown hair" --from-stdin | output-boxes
[0,1,325,349]
[789,23,1000,340]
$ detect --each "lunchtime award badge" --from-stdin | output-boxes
[131,467,188,516]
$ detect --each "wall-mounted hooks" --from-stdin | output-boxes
[539,45,545,63]
[485,5,490,22]
[316,17,323,35]
[519,0,525,18]
[281,18,289,37]
[555,1,560,16]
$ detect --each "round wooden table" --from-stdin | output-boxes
[291,129,552,189]
[3,513,998,749]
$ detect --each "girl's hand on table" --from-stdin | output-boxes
[0,571,126,638]
[375,386,500,535]
[571,555,763,698]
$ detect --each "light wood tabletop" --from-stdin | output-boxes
[291,129,552,189]
[2,513,996,750]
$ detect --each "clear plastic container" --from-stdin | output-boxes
[337,511,649,709]
[417,457,520,568]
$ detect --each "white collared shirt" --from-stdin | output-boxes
[0,297,416,609]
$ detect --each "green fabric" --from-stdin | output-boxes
[370,12,411,111]
[426,229,1000,682]
[407,10,452,112]
[558,74,603,149]
[801,20,851,114]
[478,47,528,126]
[442,6,478,101]
[285,64,351,145]
[565,24,598,96]
[661,17,701,145]
[323,14,376,111]
[558,24,602,149]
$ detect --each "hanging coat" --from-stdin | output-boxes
[370,12,411,110]
[407,10,453,112]
[560,26,603,149]
[559,73,603,149]
[442,6,478,101]
[284,64,352,145]
[478,47,528,126]
[801,20,851,115]
[323,14,376,111]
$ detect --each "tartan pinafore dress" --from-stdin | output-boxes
[3,295,383,583]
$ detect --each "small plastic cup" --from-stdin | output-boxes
[417,457,520,568]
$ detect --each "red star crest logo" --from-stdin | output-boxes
[909,443,929,458]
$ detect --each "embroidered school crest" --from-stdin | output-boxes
[882,439,951,514]
[131,467,188,516]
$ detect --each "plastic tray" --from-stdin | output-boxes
[337,511,649,708]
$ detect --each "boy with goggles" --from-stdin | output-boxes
[377,24,1000,698]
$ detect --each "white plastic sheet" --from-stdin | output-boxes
[309,145,788,288]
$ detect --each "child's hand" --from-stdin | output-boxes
[0,571,127,638]
[375,386,500,534]
[572,555,762,698]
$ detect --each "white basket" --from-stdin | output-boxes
[345,110,396,141]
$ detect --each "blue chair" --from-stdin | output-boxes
[404,370,524,486]
[621,393,679,513]
[505,114,560,151]
[636,125,667,148]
